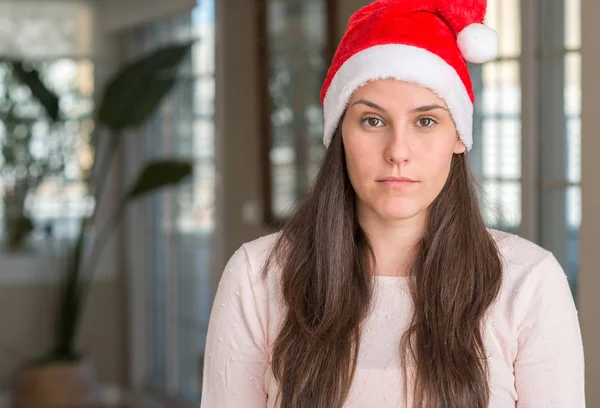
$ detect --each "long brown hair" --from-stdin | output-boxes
[262,123,503,408]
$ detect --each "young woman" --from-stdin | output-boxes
[200,0,585,407]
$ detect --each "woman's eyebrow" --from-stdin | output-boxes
[350,100,449,114]
[350,99,387,114]
[410,104,449,113]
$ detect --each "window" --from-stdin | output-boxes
[471,0,581,299]
[124,0,215,403]
[259,0,337,224]
[0,2,94,255]
[470,0,522,235]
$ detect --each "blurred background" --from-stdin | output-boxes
[0,0,596,407]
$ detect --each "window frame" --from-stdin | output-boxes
[257,0,338,226]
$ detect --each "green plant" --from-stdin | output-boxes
[33,41,196,363]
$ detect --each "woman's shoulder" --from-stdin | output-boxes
[224,232,284,291]
[239,232,282,267]
[487,228,554,268]
[487,228,571,311]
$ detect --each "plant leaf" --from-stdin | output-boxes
[126,160,193,201]
[11,61,60,122]
[98,41,193,130]
[123,77,177,126]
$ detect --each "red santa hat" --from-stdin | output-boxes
[320,0,498,150]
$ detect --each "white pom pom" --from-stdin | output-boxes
[457,23,499,64]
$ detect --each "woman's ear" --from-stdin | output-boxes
[454,136,467,154]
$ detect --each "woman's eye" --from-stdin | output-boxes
[416,117,436,128]
[364,117,383,127]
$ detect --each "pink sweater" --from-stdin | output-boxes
[200,230,585,407]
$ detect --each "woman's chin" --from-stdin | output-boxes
[373,206,424,222]
[357,197,426,223]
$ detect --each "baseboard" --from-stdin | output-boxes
[0,384,129,408]
[0,384,181,408]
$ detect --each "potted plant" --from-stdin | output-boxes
[10,41,195,408]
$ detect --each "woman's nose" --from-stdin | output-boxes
[384,126,412,165]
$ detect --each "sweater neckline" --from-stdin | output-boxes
[374,275,411,281]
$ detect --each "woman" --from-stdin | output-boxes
[200,0,585,407]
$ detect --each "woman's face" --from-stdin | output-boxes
[341,79,465,224]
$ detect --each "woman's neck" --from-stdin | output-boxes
[358,208,426,277]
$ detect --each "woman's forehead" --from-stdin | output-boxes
[349,79,449,109]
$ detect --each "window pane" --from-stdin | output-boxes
[272,158,296,217]
[194,119,215,159]
[481,63,521,116]
[480,180,521,233]
[192,11,216,76]
[480,179,499,225]
[195,76,215,117]
[0,58,94,253]
[565,52,581,183]
[481,117,521,179]
[473,57,521,234]
[565,0,580,49]
[267,0,328,220]
[486,0,521,57]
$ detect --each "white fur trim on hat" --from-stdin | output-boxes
[458,23,499,64]
[322,44,473,150]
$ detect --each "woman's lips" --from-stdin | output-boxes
[378,177,418,189]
